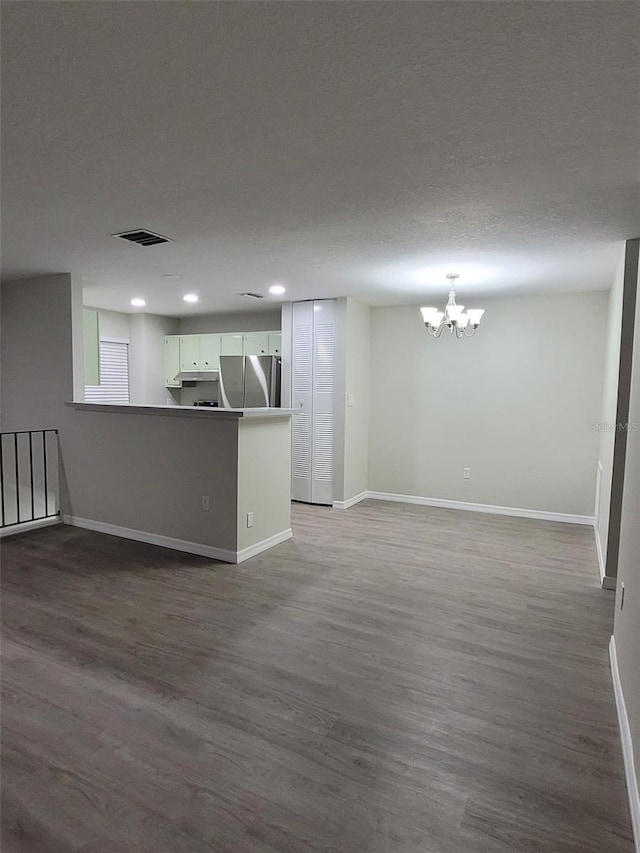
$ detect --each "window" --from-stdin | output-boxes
[84,339,130,404]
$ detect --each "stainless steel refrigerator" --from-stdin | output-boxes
[218,355,281,409]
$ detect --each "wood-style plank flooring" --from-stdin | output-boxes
[1,501,633,852]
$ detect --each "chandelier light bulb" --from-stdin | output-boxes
[420,307,437,323]
[466,308,485,326]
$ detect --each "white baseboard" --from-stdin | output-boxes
[62,516,293,564]
[594,526,617,589]
[365,491,595,525]
[595,526,606,582]
[63,515,237,563]
[236,528,293,562]
[333,492,368,510]
[609,635,640,852]
[0,516,61,538]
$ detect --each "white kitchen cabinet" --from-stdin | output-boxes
[220,334,244,356]
[165,330,281,386]
[243,333,270,356]
[268,332,282,356]
[165,336,182,387]
[180,336,201,370]
[200,334,221,370]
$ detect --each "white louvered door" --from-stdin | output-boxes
[291,300,335,505]
[292,302,314,502]
[310,302,335,504]
[85,339,130,404]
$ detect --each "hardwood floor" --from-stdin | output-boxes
[1,501,633,852]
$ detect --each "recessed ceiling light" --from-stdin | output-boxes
[131,298,146,307]
[183,293,199,303]
[269,284,286,296]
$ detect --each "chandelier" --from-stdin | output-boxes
[420,274,485,338]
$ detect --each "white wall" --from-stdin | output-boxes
[89,309,180,406]
[613,268,640,831]
[368,290,608,517]
[595,250,626,579]
[129,313,179,405]
[179,309,281,335]
[96,308,130,340]
[237,416,292,551]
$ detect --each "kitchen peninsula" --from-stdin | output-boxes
[64,401,293,563]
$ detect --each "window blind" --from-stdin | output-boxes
[85,340,130,404]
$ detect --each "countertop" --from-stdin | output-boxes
[67,402,294,420]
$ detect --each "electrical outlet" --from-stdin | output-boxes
[463,468,471,479]
[201,496,210,511]
[247,512,254,528]
[347,393,354,407]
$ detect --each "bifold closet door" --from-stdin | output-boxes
[291,300,335,505]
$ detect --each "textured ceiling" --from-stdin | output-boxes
[1,1,639,316]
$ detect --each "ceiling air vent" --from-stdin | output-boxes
[113,229,171,246]
[238,291,264,299]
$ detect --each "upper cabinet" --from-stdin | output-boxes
[200,334,220,370]
[165,330,281,386]
[243,333,269,356]
[220,334,244,356]
[180,335,201,370]
[165,336,181,387]
[268,332,282,356]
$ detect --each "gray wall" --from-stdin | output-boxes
[613,251,640,807]
[63,408,239,551]
[2,276,238,551]
[368,290,608,516]
[1,274,78,434]
[179,309,281,335]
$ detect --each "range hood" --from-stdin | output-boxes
[174,369,220,383]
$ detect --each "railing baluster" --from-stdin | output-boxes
[14,432,20,524]
[29,432,35,521]
[43,431,49,518]
[0,436,4,527]
[0,429,58,529]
